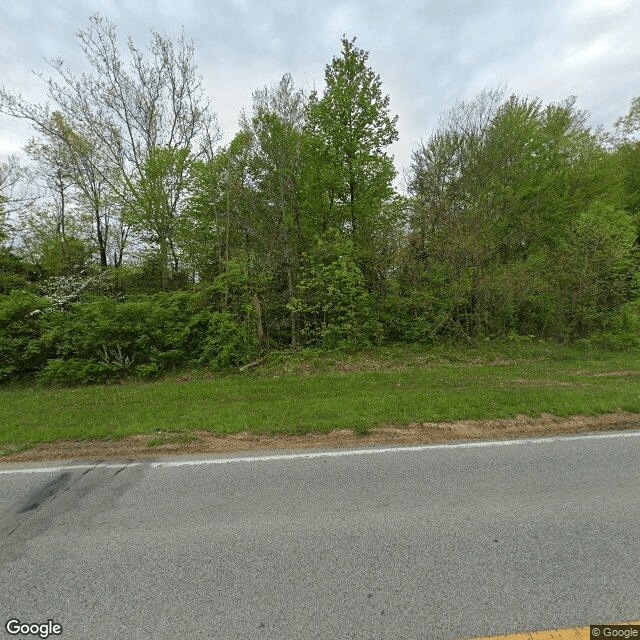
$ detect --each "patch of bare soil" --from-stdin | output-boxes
[511,379,576,386]
[3,412,640,464]
[592,371,639,377]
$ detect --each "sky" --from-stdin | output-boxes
[1,0,639,180]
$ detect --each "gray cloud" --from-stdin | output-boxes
[1,0,638,171]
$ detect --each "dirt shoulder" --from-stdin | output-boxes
[3,411,640,464]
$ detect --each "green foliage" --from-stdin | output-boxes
[615,96,640,138]
[36,358,112,387]
[40,235,91,277]
[2,21,640,383]
[199,310,260,371]
[38,292,198,372]
[482,96,613,257]
[0,249,41,293]
[0,196,6,244]
[0,286,265,385]
[125,146,193,284]
[407,91,639,341]
[135,362,160,380]
[614,140,640,234]
[590,300,640,350]
[181,154,228,282]
[306,37,399,285]
[210,256,253,316]
[382,262,470,343]
[474,251,557,338]
[292,232,378,348]
[554,202,639,337]
[0,290,50,381]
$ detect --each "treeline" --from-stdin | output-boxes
[1,15,639,385]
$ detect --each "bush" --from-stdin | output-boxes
[589,299,640,350]
[135,362,160,380]
[36,358,112,387]
[380,263,464,343]
[38,290,204,374]
[554,202,638,338]
[0,249,41,293]
[1,286,264,384]
[200,311,261,370]
[292,233,379,349]
[0,290,50,381]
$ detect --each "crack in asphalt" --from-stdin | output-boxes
[0,460,144,566]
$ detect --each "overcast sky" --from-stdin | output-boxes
[1,0,639,177]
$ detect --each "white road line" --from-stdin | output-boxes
[1,429,639,475]
[0,461,138,474]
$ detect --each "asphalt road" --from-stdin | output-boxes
[1,431,639,640]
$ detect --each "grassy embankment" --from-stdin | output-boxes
[1,341,639,456]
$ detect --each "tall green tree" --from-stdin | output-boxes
[23,112,128,270]
[239,74,308,346]
[21,133,92,276]
[183,132,257,298]
[306,36,399,286]
[126,145,192,284]
[48,112,128,269]
[181,151,228,282]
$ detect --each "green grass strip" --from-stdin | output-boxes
[1,345,639,447]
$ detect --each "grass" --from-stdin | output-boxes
[0,443,35,457]
[1,341,639,451]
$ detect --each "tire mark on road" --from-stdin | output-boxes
[0,461,145,566]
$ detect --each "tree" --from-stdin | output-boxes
[306,36,399,286]
[238,73,308,347]
[613,97,640,245]
[408,90,626,339]
[126,145,192,284]
[614,96,640,139]
[292,230,377,348]
[0,13,219,281]
[183,131,256,297]
[181,151,228,282]
[46,111,128,269]
[480,96,615,259]
[0,156,24,244]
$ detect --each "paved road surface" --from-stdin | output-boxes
[1,431,639,639]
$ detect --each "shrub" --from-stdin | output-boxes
[38,291,203,375]
[36,358,112,387]
[292,233,379,349]
[380,263,463,343]
[0,290,50,381]
[135,362,160,380]
[200,311,261,370]
[589,299,640,350]
[554,202,638,338]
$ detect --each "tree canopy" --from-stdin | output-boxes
[0,17,638,385]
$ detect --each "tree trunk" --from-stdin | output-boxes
[252,293,266,345]
[95,207,108,269]
[287,264,297,349]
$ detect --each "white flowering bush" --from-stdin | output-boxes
[31,269,111,314]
